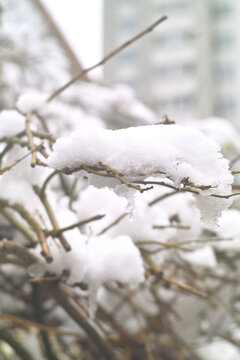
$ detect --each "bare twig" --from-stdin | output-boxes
[0,312,80,337]
[33,185,71,252]
[0,143,44,175]
[153,224,190,230]
[0,200,52,263]
[100,162,153,193]
[47,15,167,101]
[137,180,240,199]
[0,207,35,243]
[40,169,59,196]
[142,251,208,298]
[25,110,37,167]
[98,212,128,236]
[0,239,37,266]
[148,190,178,206]
[0,329,34,360]
[52,282,115,360]
[46,214,105,237]
[32,130,57,143]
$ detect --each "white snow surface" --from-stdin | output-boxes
[33,219,144,316]
[0,110,25,137]
[17,91,47,113]
[47,124,233,226]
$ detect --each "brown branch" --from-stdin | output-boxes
[0,238,37,267]
[0,312,80,337]
[0,200,52,263]
[46,214,105,237]
[0,207,35,244]
[142,251,208,298]
[138,180,240,200]
[33,185,71,252]
[0,143,44,175]
[148,190,178,206]
[40,170,59,196]
[100,162,153,193]
[52,282,116,360]
[25,110,37,167]
[153,224,190,230]
[98,212,128,236]
[47,15,167,101]
[0,328,34,360]
[32,130,57,143]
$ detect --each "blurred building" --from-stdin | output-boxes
[104,0,240,123]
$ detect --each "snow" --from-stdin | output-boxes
[181,246,217,268]
[47,124,233,226]
[33,221,144,316]
[0,110,25,137]
[17,91,47,113]
[65,83,157,128]
[197,338,240,360]
[183,117,240,158]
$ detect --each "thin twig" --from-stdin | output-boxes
[0,207,35,243]
[137,180,240,199]
[47,15,167,102]
[0,312,80,337]
[0,200,52,263]
[0,143,44,175]
[0,239,37,266]
[97,212,128,236]
[40,169,59,196]
[148,190,178,206]
[32,130,57,143]
[0,329,34,360]
[142,251,208,298]
[33,185,71,252]
[46,214,105,237]
[100,162,153,193]
[52,282,116,360]
[25,110,37,167]
[153,224,190,230]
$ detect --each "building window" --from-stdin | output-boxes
[211,3,232,20]
[214,98,236,117]
[118,50,137,63]
[213,64,235,84]
[118,19,137,34]
[153,63,196,79]
[155,0,191,14]
[153,95,196,112]
[155,31,195,48]
[212,33,234,50]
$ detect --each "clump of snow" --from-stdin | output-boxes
[183,117,240,158]
[17,91,47,113]
[47,124,233,226]
[33,231,144,316]
[0,110,25,137]
[213,209,240,252]
[65,82,158,128]
[181,246,217,268]
[197,338,240,360]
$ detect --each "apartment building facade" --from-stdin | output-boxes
[104,0,240,123]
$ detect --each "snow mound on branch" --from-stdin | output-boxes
[0,110,25,137]
[47,124,233,226]
[17,91,47,113]
[34,233,144,316]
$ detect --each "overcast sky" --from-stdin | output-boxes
[41,0,103,78]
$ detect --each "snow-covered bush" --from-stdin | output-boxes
[2,4,240,360]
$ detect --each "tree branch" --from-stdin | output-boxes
[47,15,167,101]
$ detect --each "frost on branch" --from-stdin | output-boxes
[47,124,233,226]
